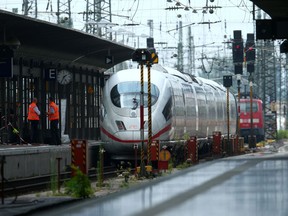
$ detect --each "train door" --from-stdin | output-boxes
[194,86,206,137]
[169,79,185,137]
[181,83,197,135]
[205,86,217,136]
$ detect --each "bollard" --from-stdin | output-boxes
[187,136,198,163]
[158,145,170,171]
[239,137,245,153]
[71,139,88,176]
[212,131,222,156]
[233,136,239,155]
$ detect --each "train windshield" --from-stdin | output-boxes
[110,81,160,108]
[240,101,258,112]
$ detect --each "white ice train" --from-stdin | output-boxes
[100,65,237,160]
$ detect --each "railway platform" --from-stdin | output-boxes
[0,141,103,181]
[1,141,286,216]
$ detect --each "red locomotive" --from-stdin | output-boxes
[239,98,265,143]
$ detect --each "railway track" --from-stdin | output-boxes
[1,166,117,198]
[0,141,244,200]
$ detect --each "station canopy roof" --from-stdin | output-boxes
[251,0,288,20]
[0,10,135,70]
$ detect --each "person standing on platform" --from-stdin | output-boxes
[47,97,61,145]
[27,97,41,144]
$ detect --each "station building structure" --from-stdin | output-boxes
[0,10,134,143]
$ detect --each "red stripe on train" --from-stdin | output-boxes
[100,124,172,143]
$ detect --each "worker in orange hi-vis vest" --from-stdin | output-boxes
[28,97,41,144]
[47,97,61,145]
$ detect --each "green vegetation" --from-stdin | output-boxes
[182,133,190,141]
[119,179,130,188]
[117,161,132,183]
[277,130,288,140]
[168,160,174,172]
[176,161,191,169]
[64,166,93,198]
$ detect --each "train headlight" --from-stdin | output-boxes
[101,105,106,120]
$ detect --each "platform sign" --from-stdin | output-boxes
[45,68,57,80]
[159,149,171,161]
[158,149,171,170]
[0,57,13,78]
[151,53,158,64]
[105,56,113,64]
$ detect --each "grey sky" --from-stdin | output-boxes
[1,0,258,70]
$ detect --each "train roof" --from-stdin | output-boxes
[154,65,225,90]
[107,64,226,91]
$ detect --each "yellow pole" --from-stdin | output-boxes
[140,63,146,176]
[147,64,152,165]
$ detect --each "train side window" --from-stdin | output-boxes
[162,97,173,121]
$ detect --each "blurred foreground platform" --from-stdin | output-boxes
[23,143,288,216]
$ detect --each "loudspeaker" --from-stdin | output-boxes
[256,20,274,39]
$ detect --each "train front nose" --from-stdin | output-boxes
[104,130,148,160]
[115,130,143,143]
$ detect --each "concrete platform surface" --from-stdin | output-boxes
[1,143,288,216]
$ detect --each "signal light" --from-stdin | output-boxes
[245,33,255,73]
[132,48,158,64]
[245,45,255,62]
[132,49,151,63]
[232,30,244,64]
[223,75,233,88]
[232,41,244,63]
[245,33,255,62]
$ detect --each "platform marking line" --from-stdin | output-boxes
[132,159,261,216]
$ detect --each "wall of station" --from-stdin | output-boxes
[0,57,105,144]
[0,144,101,180]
